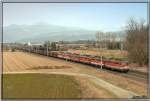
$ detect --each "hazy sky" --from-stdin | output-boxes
[3,3,147,31]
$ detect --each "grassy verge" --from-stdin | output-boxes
[2,73,81,99]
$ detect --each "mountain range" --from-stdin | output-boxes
[3,23,125,43]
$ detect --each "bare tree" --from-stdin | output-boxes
[125,17,148,66]
[96,31,105,49]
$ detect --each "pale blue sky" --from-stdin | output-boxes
[3,3,147,31]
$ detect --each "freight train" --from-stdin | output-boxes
[19,46,129,72]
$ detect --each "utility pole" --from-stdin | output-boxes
[97,32,103,69]
[100,32,103,69]
[47,42,49,56]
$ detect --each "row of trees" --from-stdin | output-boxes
[95,32,124,50]
[43,41,68,51]
[43,41,57,51]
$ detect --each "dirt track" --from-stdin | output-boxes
[3,52,148,97]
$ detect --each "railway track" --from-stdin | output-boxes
[101,69,148,83]
[125,71,148,82]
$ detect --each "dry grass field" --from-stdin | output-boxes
[3,74,81,99]
[3,52,148,98]
[3,52,72,72]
